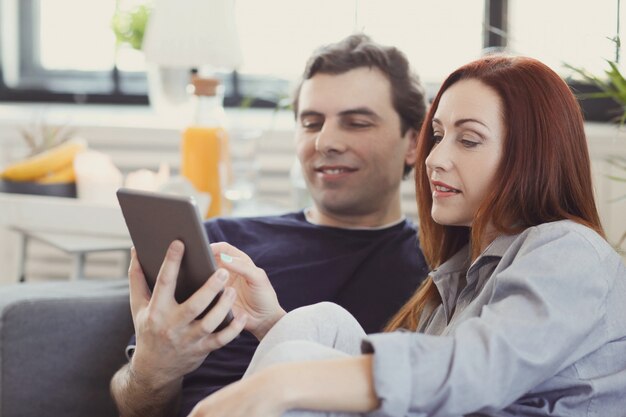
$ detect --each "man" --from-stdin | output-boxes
[111,34,429,417]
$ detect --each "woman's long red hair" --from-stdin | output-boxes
[386,56,604,332]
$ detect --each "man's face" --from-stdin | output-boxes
[295,67,417,224]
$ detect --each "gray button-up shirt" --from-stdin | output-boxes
[362,220,626,416]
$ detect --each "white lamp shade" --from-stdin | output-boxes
[142,0,243,69]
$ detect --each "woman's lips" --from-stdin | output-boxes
[431,180,461,197]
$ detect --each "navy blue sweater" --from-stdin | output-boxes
[177,211,428,416]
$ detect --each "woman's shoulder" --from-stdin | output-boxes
[515,219,613,261]
[487,221,625,307]
[499,220,626,293]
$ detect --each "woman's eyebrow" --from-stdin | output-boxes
[432,117,490,132]
[455,118,490,131]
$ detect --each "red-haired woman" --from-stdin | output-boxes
[188,56,626,417]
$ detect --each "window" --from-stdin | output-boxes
[0,0,489,106]
[508,0,626,76]
[235,0,484,82]
[1,0,149,103]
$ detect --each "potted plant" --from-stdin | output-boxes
[0,121,86,198]
[564,32,626,253]
[111,3,151,51]
[565,60,626,124]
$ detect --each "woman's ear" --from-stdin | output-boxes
[404,128,419,166]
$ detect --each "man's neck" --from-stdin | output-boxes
[305,205,404,229]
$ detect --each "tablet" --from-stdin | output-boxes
[117,188,233,329]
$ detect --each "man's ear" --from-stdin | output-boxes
[404,128,419,166]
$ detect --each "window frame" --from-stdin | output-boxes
[0,0,502,107]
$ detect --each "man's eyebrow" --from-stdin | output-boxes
[298,110,324,119]
[432,117,490,131]
[338,107,380,119]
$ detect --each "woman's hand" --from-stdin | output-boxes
[211,242,286,340]
[188,369,288,417]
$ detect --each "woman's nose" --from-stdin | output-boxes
[425,139,453,172]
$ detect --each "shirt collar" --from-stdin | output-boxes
[428,232,521,323]
[431,232,521,281]
[302,207,406,230]
[480,233,520,258]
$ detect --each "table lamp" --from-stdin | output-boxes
[141,0,243,117]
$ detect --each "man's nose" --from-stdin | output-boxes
[314,124,348,154]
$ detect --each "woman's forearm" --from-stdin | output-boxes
[271,354,380,413]
[188,354,380,417]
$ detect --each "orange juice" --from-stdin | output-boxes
[181,126,228,218]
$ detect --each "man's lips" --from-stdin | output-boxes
[431,180,461,195]
[314,165,358,175]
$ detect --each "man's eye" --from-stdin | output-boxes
[302,121,322,130]
[348,121,372,128]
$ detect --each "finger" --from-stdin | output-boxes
[201,312,247,352]
[211,241,252,263]
[128,247,151,318]
[210,242,267,283]
[194,286,237,336]
[217,253,270,288]
[150,240,184,311]
[180,268,229,323]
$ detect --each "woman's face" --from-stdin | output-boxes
[425,78,505,227]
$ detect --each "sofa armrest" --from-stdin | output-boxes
[0,279,133,417]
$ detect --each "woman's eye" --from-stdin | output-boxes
[460,139,480,148]
[432,134,443,144]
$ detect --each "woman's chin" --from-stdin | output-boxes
[430,213,471,228]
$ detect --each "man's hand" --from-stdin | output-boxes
[211,242,286,340]
[129,240,247,390]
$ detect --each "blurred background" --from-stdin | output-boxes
[2,0,625,106]
[0,0,625,283]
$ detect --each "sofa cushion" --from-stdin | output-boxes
[0,279,133,417]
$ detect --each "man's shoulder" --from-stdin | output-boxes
[206,211,418,235]
[203,211,419,254]
[203,211,310,242]
[205,211,306,230]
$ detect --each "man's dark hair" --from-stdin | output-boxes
[292,33,427,177]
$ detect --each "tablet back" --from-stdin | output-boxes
[116,188,216,303]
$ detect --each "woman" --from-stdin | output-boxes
[189,56,626,416]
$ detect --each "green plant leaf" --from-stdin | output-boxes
[607,156,626,171]
[609,193,626,203]
[564,60,626,126]
[111,3,151,50]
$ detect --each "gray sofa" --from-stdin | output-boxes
[0,279,133,417]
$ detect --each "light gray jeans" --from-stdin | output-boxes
[243,302,368,417]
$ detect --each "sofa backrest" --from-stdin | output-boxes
[0,279,133,417]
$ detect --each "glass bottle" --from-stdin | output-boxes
[181,76,230,218]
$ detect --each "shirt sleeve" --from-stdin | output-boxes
[362,225,612,416]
